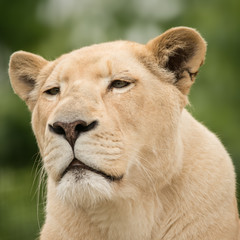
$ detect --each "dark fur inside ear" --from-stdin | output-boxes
[166,46,195,78]
[19,75,36,87]
[146,27,207,94]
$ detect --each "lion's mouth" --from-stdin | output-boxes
[61,158,123,182]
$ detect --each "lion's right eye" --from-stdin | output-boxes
[44,87,60,95]
[109,80,131,89]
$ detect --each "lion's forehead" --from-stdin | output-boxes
[45,41,147,86]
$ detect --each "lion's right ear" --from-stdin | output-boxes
[9,51,48,110]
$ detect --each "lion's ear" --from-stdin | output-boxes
[146,27,207,95]
[9,51,48,110]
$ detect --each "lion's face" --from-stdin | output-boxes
[9,27,206,207]
[32,43,183,206]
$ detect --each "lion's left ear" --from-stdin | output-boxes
[146,27,207,95]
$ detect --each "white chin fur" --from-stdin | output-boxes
[56,170,113,208]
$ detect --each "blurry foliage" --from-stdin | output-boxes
[0,0,240,239]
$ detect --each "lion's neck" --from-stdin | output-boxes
[87,198,157,240]
[42,190,159,240]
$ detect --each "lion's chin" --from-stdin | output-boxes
[56,166,114,208]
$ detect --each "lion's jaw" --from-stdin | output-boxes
[28,43,184,208]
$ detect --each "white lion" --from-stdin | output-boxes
[9,27,240,240]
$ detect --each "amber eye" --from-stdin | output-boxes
[109,80,131,89]
[45,87,60,95]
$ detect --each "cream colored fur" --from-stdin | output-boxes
[9,27,240,239]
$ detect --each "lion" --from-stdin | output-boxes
[9,27,239,240]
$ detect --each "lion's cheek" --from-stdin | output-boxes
[110,93,145,130]
[31,100,55,155]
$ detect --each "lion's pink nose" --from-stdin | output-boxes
[49,120,98,148]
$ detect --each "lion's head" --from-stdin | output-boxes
[9,27,206,208]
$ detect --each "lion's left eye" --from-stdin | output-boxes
[109,80,131,89]
[44,87,60,95]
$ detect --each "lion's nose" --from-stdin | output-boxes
[49,120,98,148]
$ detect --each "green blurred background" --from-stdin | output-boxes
[0,0,240,239]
